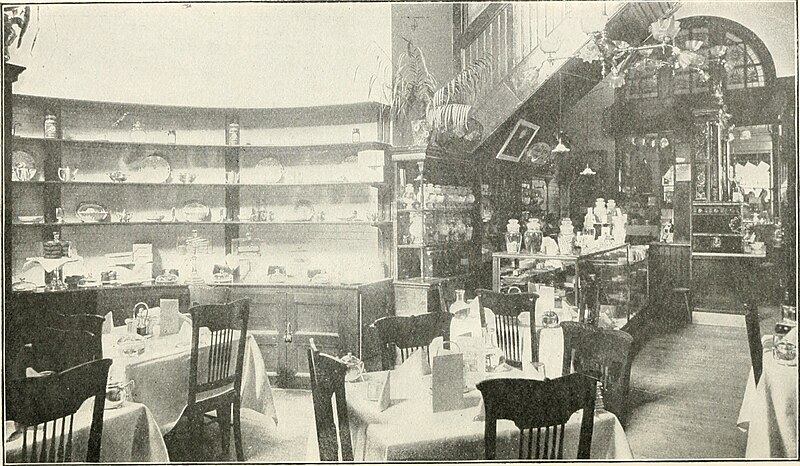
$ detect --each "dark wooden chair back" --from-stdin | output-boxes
[52,313,105,360]
[370,312,454,370]
[437,280,459,314]
[307,338,354,461]
[561,321,634,424]
[744,303,763,385]
[477,289,538,369]
[476,372,596,460]
[189,285,231,307]
[188,298,250,402]
[6,358,113,463]
[12,327,100,379]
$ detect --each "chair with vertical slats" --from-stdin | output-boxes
[11,326,101,380]
[476,289,538,369]
[437,280,458,314]
[6,358,113,463]
[185,298,250,461]
[370,312,454,370]
[476,372,597,460]
[560,321,634,424]
[744,302,764,385]
[307,338,353,461]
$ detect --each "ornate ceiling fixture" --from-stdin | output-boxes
[543,4,730,90]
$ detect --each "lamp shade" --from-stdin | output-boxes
[580,11,609,35]
[552,132,571,153]
[540,34,562,55]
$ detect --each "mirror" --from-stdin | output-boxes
[728,124,775,223]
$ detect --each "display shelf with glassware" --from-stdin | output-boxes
[9,93,393,291]
[492,243,648,332]
[391,146,481,315]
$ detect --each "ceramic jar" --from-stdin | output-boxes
[594,198,607,225]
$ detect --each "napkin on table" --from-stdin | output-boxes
[102,312,115,334]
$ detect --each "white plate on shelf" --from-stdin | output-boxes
[136,153,171,183]
[182,200,211,222]
[17,215,44,223]
[254,157,284,184]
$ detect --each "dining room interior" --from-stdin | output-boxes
[2,0,797,463]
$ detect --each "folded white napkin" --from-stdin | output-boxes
[158,299,182,336]
[391,344,434,400]
[102,312,114,335]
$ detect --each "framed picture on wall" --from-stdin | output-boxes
[496,119,539,162]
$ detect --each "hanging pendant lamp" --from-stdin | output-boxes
[552,73,570,153]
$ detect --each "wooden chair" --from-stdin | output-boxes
[11,327,100,379]
[370,312,454,370]
[744,302,764,385]
[437,280,459,314]
[186,298,250,461]
[189,285,231,306]
[476,373,597,460]
[476,289,538,369]
[307,338,353,461]
[52,313,105,360]
[560,321,634,424]
[6,358,113,463]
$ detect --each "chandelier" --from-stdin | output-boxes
[541,9,730,90]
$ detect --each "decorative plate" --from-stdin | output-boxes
[136,153,171,183]
[182,200,210,222]
[76,203,109,223]
[12,150,37,181]
[254,157,284,184]
[293,199,315,222]
[528,142,552,164]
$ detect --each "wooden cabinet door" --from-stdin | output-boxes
[231,288,286,376]
[285,290,357,378]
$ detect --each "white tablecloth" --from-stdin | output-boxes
[307,370,632,461]
[103,326,277,433]
[5,401,168,463]
[737,337,798,458]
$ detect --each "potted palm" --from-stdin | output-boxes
[387,40,493,147]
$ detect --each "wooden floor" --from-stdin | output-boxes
[166,317,766,461]
[625,323,750,458]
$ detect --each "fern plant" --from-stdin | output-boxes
[360,39,493,141]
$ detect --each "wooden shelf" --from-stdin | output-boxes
[13,135,390,153]
[14,220,391,227]
[20,180,385,188]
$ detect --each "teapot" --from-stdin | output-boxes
[340,353,365,382]
[58,166,79,182]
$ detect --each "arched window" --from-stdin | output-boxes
[625,16,775,99]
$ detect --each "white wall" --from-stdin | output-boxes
[8,3,391,107]
[675,1,796,77]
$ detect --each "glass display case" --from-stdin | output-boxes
[492,244,648,330]
[392,147,480,283]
